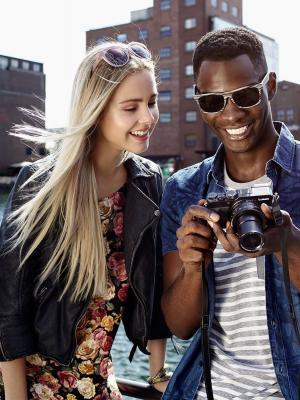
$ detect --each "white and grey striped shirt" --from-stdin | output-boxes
[197,171,283,399]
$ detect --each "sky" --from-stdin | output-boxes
[1,0,300,128]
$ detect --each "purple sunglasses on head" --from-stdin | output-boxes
[93,42,152,70]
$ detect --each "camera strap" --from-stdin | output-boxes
[201,260,214,400]
[200,195,300,400]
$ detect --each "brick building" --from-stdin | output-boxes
[0,55,45,175]
[271,80,300,141]
[86,0,243,175]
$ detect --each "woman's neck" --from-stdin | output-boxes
[92,151,128,199]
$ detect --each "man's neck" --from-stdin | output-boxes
[224,129,278,183]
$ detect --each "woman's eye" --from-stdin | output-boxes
[124,107,137,112]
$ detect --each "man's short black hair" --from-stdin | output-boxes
[193,27,268,80]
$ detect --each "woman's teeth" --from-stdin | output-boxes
[130,130,149,137]
[226,125,248,135]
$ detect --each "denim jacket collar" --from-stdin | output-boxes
[207,122,295,186]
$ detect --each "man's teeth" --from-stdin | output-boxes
[226,125,248,135]
[131,130,149,137]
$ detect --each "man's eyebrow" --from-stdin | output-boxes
[119,94,158,104]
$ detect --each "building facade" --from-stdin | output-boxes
[0,55,45,175]
[271,80,300,141]
[86,0,243,174]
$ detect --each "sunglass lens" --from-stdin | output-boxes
[130,44,151,60]
[105,48,129,66]
[199,95,225,113]
[233,87,260,107]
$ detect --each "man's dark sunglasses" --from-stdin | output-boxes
[193,73,270,113]
[93,42,152,70]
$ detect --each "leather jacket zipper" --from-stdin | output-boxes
[69,297,91,364]
[128,208,160,345]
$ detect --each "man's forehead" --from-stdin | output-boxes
[196,55,259,92]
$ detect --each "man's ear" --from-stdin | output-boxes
[267,72,277,101]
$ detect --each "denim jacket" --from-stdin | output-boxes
[161,122,300,400]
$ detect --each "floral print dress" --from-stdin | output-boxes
[0,187,128,400]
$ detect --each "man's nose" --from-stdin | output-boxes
[221,96,246,120]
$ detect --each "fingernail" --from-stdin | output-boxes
[210,212,219,222]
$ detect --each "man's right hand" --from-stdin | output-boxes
[161,200,221,338]
[176,199,220,269]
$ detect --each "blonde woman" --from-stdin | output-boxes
[0,41,171,399]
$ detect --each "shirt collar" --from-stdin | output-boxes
[272,121,295,174]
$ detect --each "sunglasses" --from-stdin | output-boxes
[193,73,270,113]
[93,42,152,70]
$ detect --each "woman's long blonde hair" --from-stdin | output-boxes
[8,41,155,302]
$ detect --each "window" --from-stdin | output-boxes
[185,41,197,52]
[160,0,171,10]
[185,111,197,122]
[138,29,149,40]
[160,68,172,80]
[33,63,41,72]
[22,61,30,70]
[184,18,196,29]
[185,87,194,99]
[231,5,238,17]
[159,91,172,102]
[117,33,127,42]
[277,110,285,120]
[185,64,193,76]
[211,0,218,7]
[287,109,294,122]
[221,1,228,12]
[185,134,197,148]
[184,0,196,5]
[160,112,172,123]
[11,59,19,69]
[160,26,171,37]
[160,47,171,58]
[0,56,8,70]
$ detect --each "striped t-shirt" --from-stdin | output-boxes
[197,170,283,400]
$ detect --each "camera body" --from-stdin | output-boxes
[206,183,276,252]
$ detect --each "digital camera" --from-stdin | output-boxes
[206,183,278,252]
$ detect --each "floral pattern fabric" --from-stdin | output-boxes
[0,187,128,400]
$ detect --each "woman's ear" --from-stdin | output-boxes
[267,72,277,101]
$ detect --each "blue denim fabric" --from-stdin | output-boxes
[161,122,300,400]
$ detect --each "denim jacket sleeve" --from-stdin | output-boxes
[160,175,181,256]
[0,166,37,360]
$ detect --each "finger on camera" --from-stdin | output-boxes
[182,204,220,225]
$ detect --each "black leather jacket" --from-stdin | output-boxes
[0,155,170,364]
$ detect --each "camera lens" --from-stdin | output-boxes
[237,214,264,252]
[232,200,265,252]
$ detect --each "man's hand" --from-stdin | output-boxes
[176,200,220,269]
